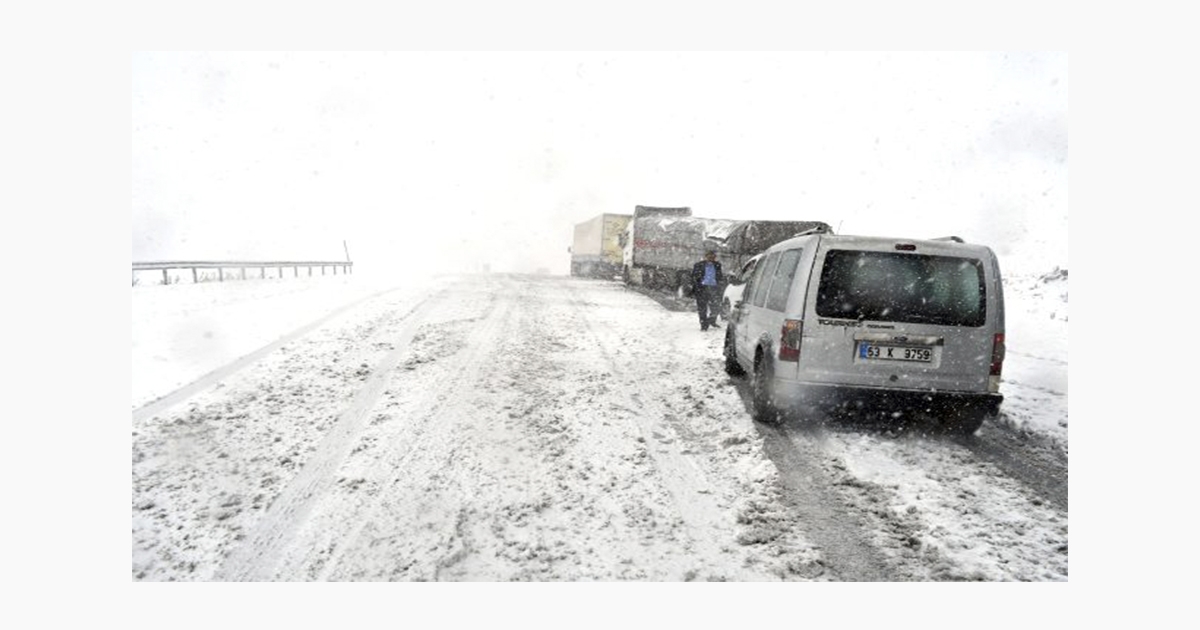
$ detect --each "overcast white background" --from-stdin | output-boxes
[133,52,1066,277]
[7,0,1196,624]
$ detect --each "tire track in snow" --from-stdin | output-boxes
[816,429,1069,581]
[315,276,743,580]
[560,283,760,576]
[133,285,407,424]
[306,281,516,580]
[566,281,831,579]
[759,403,1067,580]
[133,287,443,581]
[425,277,599,580]
[963,421,1068,511]
[760,424,895,581]
[216,291,454,581]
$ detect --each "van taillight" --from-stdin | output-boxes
[779,319,802,362]
[990,333,1005,375]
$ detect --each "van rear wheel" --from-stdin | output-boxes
[752,354,780,424]
[944,408,987,437]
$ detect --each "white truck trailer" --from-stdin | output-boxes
[569,213,632,278]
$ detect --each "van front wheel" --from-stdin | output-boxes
[752,354,781,425]
[724,329,744,377]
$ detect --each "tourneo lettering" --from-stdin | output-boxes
[818,318,862,327]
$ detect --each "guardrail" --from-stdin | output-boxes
[132,260,353,285]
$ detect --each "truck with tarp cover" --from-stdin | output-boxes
[620,205,832,296]
[569,213,632,278]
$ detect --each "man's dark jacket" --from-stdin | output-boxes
[691,259,724,292]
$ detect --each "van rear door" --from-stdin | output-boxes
[798,242,1000,395]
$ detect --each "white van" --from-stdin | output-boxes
[723,233,1005,435]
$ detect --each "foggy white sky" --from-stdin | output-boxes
[132,51,1067,276]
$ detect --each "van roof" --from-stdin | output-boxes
[771,233,997,258]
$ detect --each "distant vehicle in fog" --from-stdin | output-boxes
[570,213,632,278]
[619,205,832,297]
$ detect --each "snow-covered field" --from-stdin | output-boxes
[130,271,426,410]
[996,267,1069,446]
[132,267,1067,582]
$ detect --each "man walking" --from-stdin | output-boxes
[691,249,724,331]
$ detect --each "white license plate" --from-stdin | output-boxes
[858,343,933,363]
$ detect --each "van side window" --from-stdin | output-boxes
[764,249,803,311]
[751,252,782,308]
[741,254,769,307]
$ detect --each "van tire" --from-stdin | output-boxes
[724,329,745,377]
[945,408,987,437]
[752,352,781,424]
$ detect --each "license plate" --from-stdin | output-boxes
[858,343,933,363]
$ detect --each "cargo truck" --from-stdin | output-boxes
[620,205,832,297]
[569,213,632,278]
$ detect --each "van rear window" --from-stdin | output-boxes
[816,250,986,327]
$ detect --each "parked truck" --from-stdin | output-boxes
[569,213,632,278]
[620,205,832,296]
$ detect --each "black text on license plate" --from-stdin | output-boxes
[859,343,932,363]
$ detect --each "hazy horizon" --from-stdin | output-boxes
[133,52,1067,276]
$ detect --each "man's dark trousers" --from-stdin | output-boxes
[695,285,720,330]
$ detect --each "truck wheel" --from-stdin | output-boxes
[724,328,744,377]
[752,351,781,424]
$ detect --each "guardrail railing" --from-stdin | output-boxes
[132,260,353,285]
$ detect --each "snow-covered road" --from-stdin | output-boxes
[132,274,1067,581]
